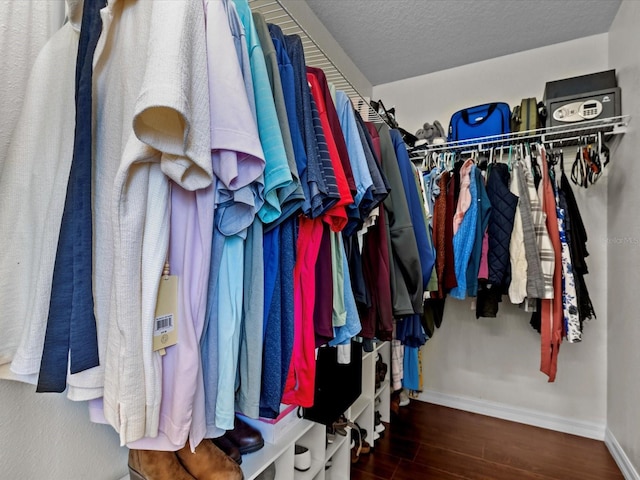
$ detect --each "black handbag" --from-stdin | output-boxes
[302,341,363,426]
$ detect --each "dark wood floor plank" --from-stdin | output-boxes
[414,443,554,480]
[391,459,465,480]
[348,470,388,480]
[351,448,400,479]
[389,402,485,458]
[369,429,421,461]
[350,400,623,480]
[482,436,624,480]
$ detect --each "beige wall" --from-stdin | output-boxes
[607,0,640,476]
[374,35,611,434]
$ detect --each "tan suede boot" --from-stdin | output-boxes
[176,440,244,480]
[128,449,196,480]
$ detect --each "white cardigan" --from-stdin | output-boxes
[508,161,529,305]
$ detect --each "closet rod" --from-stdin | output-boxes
[417,115,630,153]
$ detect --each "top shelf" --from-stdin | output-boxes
[412,115,631,153]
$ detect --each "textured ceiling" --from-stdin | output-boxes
[305,0,622,86]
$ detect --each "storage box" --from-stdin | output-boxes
[237,404,300,445]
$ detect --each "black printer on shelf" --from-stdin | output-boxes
[543,69,621,127]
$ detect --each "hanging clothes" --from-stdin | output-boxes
[451,162,478,300]
[201,0,266,438]
[371,122,423,317]
[432,171,449,299]
[252,11,304,225]
[2,1,82,382]
[390,129,435,291]
[486,162,518,290]
[95,0,213,446]
[37,0,105,394]
[283,32,340,219]
[313,224,335,346]
[282,216,324,408]
[233,0,292,225]
[554,184,581,343]
[524,155,555,300]
[329,235,363,346]
[259,216,297,418]
[335,90,375,234]
[538,147,562,382]
[466,167,491,298]
[515,161,546,300]
[443,166,459,292]
[560,172,596,324]
[307,71,353,231]
[508,160,528,305]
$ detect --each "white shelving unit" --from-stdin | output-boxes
[236,341,391,480]
[118,342,391,480]
[349,340,391,449]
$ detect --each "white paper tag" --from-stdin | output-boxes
[153,275,178,353]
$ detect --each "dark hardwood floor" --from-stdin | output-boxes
[351,400,623,480]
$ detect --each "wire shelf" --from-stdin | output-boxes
[248,0,382,122]
[412,115,631,153]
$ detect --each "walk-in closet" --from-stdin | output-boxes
[0,1,638,479]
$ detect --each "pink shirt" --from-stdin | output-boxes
[453,159,474,235]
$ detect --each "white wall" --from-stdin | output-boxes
[0,3,129,479]
[374,34,611,433]
[374,33,609,135]
[0,1,65,167]
[0,380,128,479]
[607,0,640,475]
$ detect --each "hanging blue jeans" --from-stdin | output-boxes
[37,0,106,392]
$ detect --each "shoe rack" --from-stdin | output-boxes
[117,341,390,480]
[239,341,391,480]
[347,340,391,453]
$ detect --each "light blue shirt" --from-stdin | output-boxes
[233,0,293,224]
[335,90,374,208]
[330,237,362,345]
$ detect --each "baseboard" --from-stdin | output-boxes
[605,428,640,480]
[418,390,605,440]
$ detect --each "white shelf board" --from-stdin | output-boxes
[374,380,390,399]
[242,419,315,480]
[294,458,324,480]
[350,395,371,420]
[325,432,347,461]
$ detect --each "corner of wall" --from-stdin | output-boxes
[606,0,640,476]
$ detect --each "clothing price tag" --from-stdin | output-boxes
[153,275,178,354]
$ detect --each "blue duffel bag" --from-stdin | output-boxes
[447,102,511,143]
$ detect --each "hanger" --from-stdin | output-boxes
[571,137,588,187]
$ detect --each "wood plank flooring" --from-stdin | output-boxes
[350,401,623,480]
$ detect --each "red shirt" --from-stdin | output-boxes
[307,73,353,231]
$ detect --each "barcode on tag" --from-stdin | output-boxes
[154,314,174,335]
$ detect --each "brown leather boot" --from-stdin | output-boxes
[128,449,196,480]
[176,440,243,480]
